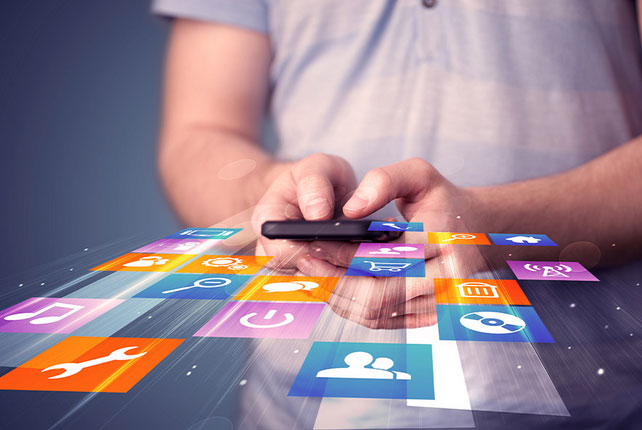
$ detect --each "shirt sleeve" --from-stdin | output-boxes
[151,0,269,34]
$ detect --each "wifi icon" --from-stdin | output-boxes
[507,261,599,282]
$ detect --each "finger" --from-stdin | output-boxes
[343,158,435,218]
[307,241,358,268]
[256,238,310,270]
[327,290,431,321]
[330,274,411,311]
[296,254,346,277]
[293,154,356,220]
[251,175,301,231]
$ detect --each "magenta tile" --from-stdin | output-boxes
[507,261,599,282]
[355,243,425,259]
[194,301,325,339]
[133,238,213,254]
[0,298,123,334]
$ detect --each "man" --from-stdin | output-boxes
[152,2,642,426]
[154,0,641,318]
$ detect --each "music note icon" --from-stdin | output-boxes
[4,302,85,325]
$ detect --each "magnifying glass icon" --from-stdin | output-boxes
[442,233,477,242]
[161,277,232,294]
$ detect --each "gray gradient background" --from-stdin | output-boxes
[0,0,179,281]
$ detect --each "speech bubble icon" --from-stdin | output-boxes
[262,281,319,293]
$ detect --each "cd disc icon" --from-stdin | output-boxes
[459,311,525,334]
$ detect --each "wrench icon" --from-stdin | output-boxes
[41,346,147,379]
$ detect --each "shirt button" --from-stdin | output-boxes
[422,0,437,7]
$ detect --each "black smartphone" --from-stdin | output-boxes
[261,220,403,242]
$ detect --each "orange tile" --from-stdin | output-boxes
[177,255,272,275]
[434,278,530,306]
[427,232,491,245]
[91,253,195,272]
[233,275,339,302]
[0,336,182,393]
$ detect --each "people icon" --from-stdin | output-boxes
[369,246,418,255]
[316,351,411,380]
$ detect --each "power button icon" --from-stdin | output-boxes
[239,309,295,328]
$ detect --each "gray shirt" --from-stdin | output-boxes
[153,0,642,185]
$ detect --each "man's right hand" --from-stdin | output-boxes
[252,153,357,269]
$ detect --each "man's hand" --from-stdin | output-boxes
[304,158,491,275]
[296,158,491,329]
[252,153,357,268]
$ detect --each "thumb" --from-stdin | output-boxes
[342,158,436,218]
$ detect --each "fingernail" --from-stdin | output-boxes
[344,192,369,213]
[296,255,314,274]
[310,246,328,260]
[304,197,330,219]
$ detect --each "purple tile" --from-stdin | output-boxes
[507,261,599,282]
[194,301,325,339]
[0,298,123,334]
[355,243,425,259]
[133,239,213,254]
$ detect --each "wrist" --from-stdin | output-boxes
[464,185,510,234]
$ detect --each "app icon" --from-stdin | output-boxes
[434,278,530,306]
[194,301,325,339]
[233,276,339,302]
[177,255,272,275]
[355,243,424,259]
[289,342,434,400]
[437,304,554,343]
[368,221,424,232]
[166,228,241,240]
[133,239,214,254]
[0,336,182,392]
[489,234,557,246]
[427,232,490,245]
[91,253,195,272]
[507,260,599,282]
[0,298,122,334]
[345,257,425,277]
[133,273,251,300]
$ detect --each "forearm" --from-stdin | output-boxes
[158,126,291,226]
[471,136,642,267]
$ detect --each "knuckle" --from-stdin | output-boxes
[407,157,436,178]
[364,168,393,189]
[304,152,334,166]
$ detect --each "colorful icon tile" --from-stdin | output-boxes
[489,233,557,246]
[234,276,339,303]
[427,232,490,245]
[166,228,241,240]
[0,298,123,334]
[434,278,530,306]
[355,243,425,259]
[133,273,251,300]
[194,301,325,339]
[289,342,434,400]
[345,257,425,277]
[368,221,424,232]
[436,304,553,343]
[177,255,272,275]
[506,260,599,282]
[91,253,195,272]
[0,336,182,393]
[132,238,215,254]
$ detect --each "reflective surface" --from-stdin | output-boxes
[0,224,641,429]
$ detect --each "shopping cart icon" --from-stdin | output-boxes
[363,261,412,273]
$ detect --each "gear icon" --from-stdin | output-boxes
[201,257,248,271]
